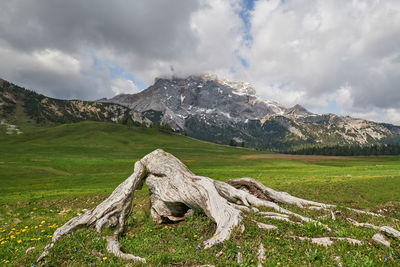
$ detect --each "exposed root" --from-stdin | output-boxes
[37,161,146,262]
[227,178,391,220]
[347,218,400,240]
[292,236,363,247]
[372,233,391,247]
[37,149,400,263]
[256,243,266,267]
[227,178,333,209]
[258,211,301,225]
[254,221,278,230]
[106,236,146,262]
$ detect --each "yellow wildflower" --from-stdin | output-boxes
[17,240,22,244]
[193,235,197,238]
[21,229,27,233]
[41,230,45,233]
[33,208,37,210]
[103,257,107,260]
[275,237,280,240]
[10,235,15,239]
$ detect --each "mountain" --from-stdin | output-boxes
[2,76,400,150]
[0,78,130,126]
[101,74,400,149]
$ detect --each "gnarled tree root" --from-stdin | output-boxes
[37,149,399,263]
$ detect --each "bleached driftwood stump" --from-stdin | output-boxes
[37,149,400,263]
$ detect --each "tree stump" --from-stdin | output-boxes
[37,149,399,263]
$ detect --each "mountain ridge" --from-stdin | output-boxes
[101,74,400,149]
[1,76,400,150]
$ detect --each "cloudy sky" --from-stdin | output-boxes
[1,0,400,124]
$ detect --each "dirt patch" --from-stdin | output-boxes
[30,158,52,162]
[240,153,358,161]
[30,166,71,176]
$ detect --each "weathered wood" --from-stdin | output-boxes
[37,149,399,263]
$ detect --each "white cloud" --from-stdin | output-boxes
[386,109,400,125]
[0,46,111,100]
[1,0,400,125]
[234,0,400,125]
[110,78,138,95]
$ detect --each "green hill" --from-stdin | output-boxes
[0,121,400,265]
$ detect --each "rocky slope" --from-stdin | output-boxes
[102,74,400,149]
[0,79,130,125]
[2,76,399,149]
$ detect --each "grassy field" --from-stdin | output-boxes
[0,121,399,266]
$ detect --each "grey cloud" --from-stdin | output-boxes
[242,0,400,117]
[0,0,199,58]
[0,0,205,100]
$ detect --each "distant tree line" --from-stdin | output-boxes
[229,139,245,147]
[285,144,400,156]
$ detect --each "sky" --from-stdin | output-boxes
[1,0,400,125]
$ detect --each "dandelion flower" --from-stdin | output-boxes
[41,230,45,233]
[275,237,280,240]
[17,240,22,244]
[103,257,107,260]
[33,208,37,210]
[193,235,197,238]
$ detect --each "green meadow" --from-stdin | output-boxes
[0,121,399,266]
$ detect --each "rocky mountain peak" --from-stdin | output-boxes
[96,74,400,148]
[285,104,312,118]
